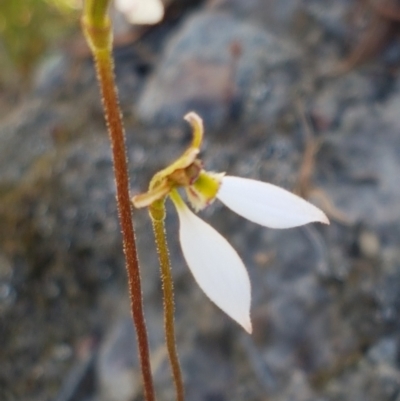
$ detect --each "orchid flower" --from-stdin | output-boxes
[132,112,329,334]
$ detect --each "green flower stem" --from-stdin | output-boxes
[150,200,184,401]
[169,189,185,209]
[83,0,110,29]
[81,3,155,401]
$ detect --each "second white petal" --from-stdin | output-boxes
[174,202,252,333]
[217,176,329,229]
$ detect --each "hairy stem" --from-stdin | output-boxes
[81,3,155,400]
[150,200,185,401]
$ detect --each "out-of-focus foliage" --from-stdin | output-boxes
[0,0,80,85]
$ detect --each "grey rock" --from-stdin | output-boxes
[305,0,352,38]
[0,100,58,187]
[33,53,71,96]
[207,0,303,34]
[367,338,398,366]
[98,318,140,401]
[320,102,400,226]
[137,11,299,129]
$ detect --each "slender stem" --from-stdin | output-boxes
[83,0,110,28]
[150,200,185,401]
[81,5,155,401]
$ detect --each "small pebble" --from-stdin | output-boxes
[359,230,380,259]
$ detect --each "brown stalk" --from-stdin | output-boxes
[81,2,155,400]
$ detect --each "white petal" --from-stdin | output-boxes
[217,176,329,229]
[174,201,252,333]
[115,0,164,25]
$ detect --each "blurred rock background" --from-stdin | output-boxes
[2,0,400,400]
